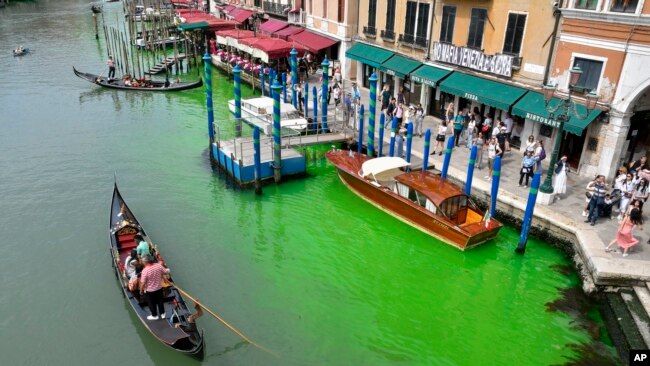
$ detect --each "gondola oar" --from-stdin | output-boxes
[172,284,277,357]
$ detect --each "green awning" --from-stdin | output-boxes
[410,65,453,88]
[379,54,420,78]
[345,43,394,69]
[178,21,209,31]
[439,73,528,111]
[511,92,603,135]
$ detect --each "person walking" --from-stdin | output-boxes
[525,135,536,155]
[344,92,353,128]
[534,140,546,172]
[475,132,485,169]
[140,254,170,320]
[519,151,536,187]
[605,207,643,257]
[445,103,454,125]
[395,102,404,129]
[380,84,391,112]
[107,55,116,80]
[483,114,493,140]
[414,103,424,137]
[431,121,448,156]
[485,137,502,180]
[618,173,636,220]
[553,155,569,198]
[466,115,476,150]
[585,175,608,226]
[453,111,464,147]
[504,113,514,152]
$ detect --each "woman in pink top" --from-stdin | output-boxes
[605,207,643,257]
[140,255,170,320]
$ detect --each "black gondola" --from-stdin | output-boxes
[73,67,202,92]
[109,184,205,359]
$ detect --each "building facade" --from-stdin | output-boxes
[550,0,650,178]
[349,0,560,152]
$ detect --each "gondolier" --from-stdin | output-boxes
[107,56,115,80]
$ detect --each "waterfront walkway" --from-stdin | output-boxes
[328,79,650,286]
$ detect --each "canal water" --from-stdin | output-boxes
[0,1,619,365]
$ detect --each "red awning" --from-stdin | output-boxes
[215,29,256,39]
[288,29,338,53]
[274,26,304,40]
[238,38,305,59]
[259,19,289,34]
[223,5,235,12]
[229,8,253,24]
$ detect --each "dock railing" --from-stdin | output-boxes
[213,111,355,163]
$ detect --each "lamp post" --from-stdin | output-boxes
[538,66,599,194]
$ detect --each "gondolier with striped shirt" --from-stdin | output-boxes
[107,56,115,80]
[141,254,170,320]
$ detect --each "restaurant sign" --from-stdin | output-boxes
[432,42,514,77]
[525,112,561,128]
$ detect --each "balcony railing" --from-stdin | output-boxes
[363,26,376,37]
[263,1,287,17]
[380,29,395,41]
[398,33,429,50]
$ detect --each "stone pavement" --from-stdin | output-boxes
[318,78,650,286]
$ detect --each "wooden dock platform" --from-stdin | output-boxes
[145,53,186,75]
[212,131,350,186]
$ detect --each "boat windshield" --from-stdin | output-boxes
[439,195,469,223]
[394,182,438,215]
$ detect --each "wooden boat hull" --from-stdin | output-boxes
[109,184,205,359]
[74,67,202,92]
[327,150,501,250]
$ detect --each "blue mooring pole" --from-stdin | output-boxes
[282,72,287,103]
[304,82,309,118]
[357,104,365,154]
[422,129,431,171]
[321,57,329,132]
[466,145,478,196]
[202,53,214,144]
[405,122,413,169]
[253,126,262,195]
[516,171,542,254]
[389,116,398,157]
[378,113,385,157]
[271,81,283,183]
[490,156,502,218]
[233,64,242,137]
[260,70,265,97]
[368,73,377,157]
[442,135,455,179]
[312,86,317,132]
[290,48,298,108]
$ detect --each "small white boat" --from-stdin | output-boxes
[227,96,308,136]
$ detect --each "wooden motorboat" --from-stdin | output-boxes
[73,67,202,91]
[109,184,205,359]
[227,96,308,136]
[326,149,502,250]
[12,47,29,57]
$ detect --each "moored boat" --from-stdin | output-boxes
[12,47,29,57]
[73,67,202,92]
[227,96,308,136]
[109,184,205,359]
[326,149,502,250]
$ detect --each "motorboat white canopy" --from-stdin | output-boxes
[361,157,410,181]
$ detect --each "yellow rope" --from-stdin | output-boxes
[173,285,277,357]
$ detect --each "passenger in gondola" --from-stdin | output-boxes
[125,249,138,279]
[141,254,170,320]
[135,234,151,258]
[128,263,144,301]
